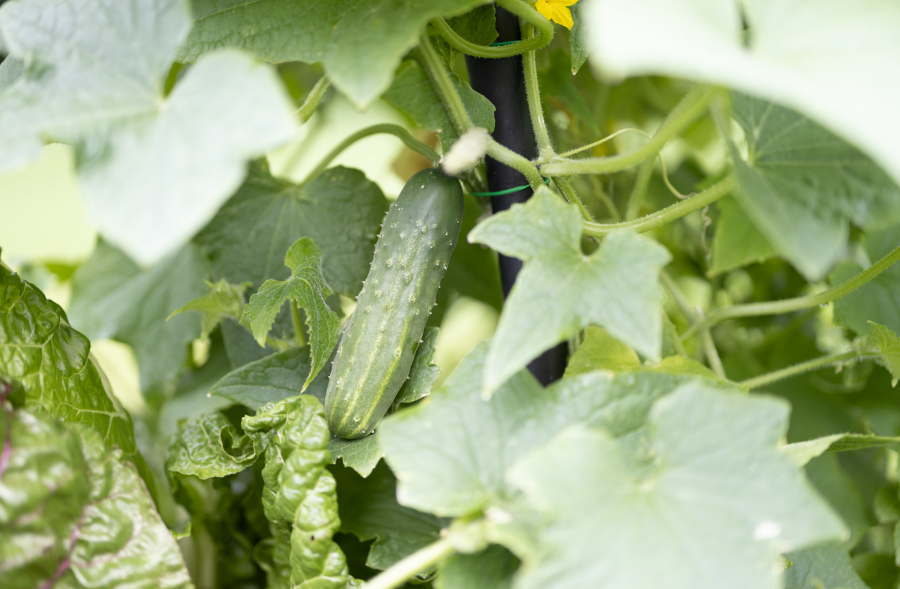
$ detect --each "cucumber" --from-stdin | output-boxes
[325,168,464,439]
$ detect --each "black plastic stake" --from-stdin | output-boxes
[465,6,567,387]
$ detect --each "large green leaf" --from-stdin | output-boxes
[584,0,900,188]
[242,395,351,589]
[379,342,726,517]
[383,60,495,150]
[435,545,518,589]
[564,326,640,377]
[0,262,135,454]
[506,387,846,589]
[0,0,295,265]
[709,195,776,276]
[728,93,900,280]
[166,411,263,479]
[209,346,329,410]
[0,406,190,588]
[833,227,900,337]
[181,0,490,107]
[196,161,388,296]
[469,186,671,391]
[784,543,869,589]
[68,241,209,395]
[242,238,339,391]
[333,461,443,572]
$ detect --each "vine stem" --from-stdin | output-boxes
[303,124,439,183]
[415,34,473,135]
[364,538,456,589]
[583,175,734,237]
[486,140,544,188]
[660,273,726,378]
[540,85,719,177]
[554,177,594,222]
[296,76,330,124]
[521,22,554,160]
[681,243,900,340]
[430,0,553,59]
[740,351,875,390]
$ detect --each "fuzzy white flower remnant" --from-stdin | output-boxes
[441,127,490,176]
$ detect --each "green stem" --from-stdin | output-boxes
[304,124,439,182]
[661,273,725,378]
[582,175,734,238]
[296,76,331,124]
[625,156,656,221]
[291,301,306,347]
[740,351,873,390]
[682,243,900,339]
[554,177,594,222]
[486,140,544,188]
[521,22,554,160]
[540,85,718,177]
[415,35,473,135]
[365,538,456,589]
[430,8,552,58]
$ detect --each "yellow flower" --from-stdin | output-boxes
[535,0,579,30]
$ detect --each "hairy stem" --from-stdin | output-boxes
[682,243,900,339]
[740,351,874,390]
[540,85,718,177]
[364,538,456,589]
[304,124,439,182]
[583,175,734,238]
[415,35,473,135]
[430,7,552,58]
[486,140,544,188]
[296,76,331,124]
[625,156,657,221]
[554,177,594,222]
[521,22,554,160]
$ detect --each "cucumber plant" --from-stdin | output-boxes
[2,1,900,589]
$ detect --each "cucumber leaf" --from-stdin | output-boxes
[168,279,251,340]
[383,60,495,151]
[506,387,846,589]
[379,342,728,517]
[857,323,900,387]
[242,395,351,589]
[395,326,441,406]
[0,262,135,454]
[196,161,388,297]
[0,406,190,589]
[709,196,776,276]
[0,0,295,265]
[333,461,444,572]
[469,186,671,391]
[833,228,900,337]
[435,545,519,589]
[564,326,641,377]
[242,238,339,391]
[68,241,209,396]
[784,543,869,589]
[180,0,491,108]
[210,346,330,410]
[584,0,900,188]
[329,434,384,479]
[728,93,900,281]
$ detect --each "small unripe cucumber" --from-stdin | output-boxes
[325,168,463,439]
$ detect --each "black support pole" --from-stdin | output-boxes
[465,6,567,387]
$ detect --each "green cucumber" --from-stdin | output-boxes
[325,168,463,439]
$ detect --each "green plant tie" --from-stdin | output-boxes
[489,40,521,46]
[469,178,550,197]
